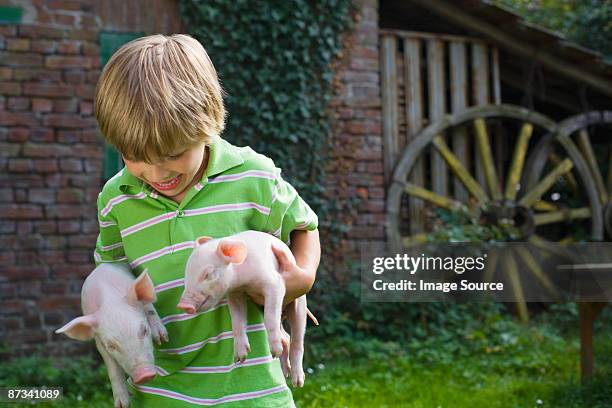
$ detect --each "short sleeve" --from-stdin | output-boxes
[265,169,318,245]
[93,193,127,266]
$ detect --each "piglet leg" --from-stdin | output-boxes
[264,284,285,358]
[96,339,131,408]
[279,325,291,377]
[143,303,168,345]
[228,292,250,363]
[285,296,307,387]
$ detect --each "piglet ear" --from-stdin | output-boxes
[55,315,98,341]
[216,239,247,264]
[196,236,214,246]
[128,270,156,305]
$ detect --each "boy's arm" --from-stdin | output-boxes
[283,228,320,304]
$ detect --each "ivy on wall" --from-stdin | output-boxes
[179,0,356,220]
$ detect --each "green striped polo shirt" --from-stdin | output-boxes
[94,136,318,407]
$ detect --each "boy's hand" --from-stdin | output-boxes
[248,229,320,307]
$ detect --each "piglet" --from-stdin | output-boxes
[177,230,316,387]
[56,263,169,408]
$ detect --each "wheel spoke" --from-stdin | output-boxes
[519,158,573,207]
[528,234,574,259]
[432,135,489,203]
[474,119,502,200]
[549,152,578,193]
[482,248,498,283]
[577,129,608,204]
[505,251,529,323]
[515,246,560,300]
[401,233,429,246]
[404,182,467,211]
[532,200,558,212]
[533,207,591,225]
[505,123,533,200]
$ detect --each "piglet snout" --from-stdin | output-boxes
[177,301,197,314]
[132,367,156,385]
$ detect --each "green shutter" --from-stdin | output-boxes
[0,6,22,23]
[99,32,144,180]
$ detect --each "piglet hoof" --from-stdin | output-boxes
[291,368,305,388]
[234,342,250,363]
[280,356,291,378]
[150,322,169,345]
[269,341,283,358]
[114,393,130,408]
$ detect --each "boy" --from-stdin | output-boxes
[93,34,320,407]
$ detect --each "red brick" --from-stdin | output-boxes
[34,220,57,233]
[38,295,80,310]
[29,188,55,204]
[23,143,72,157]
[6,39,30,52]
[64,69,85,83]
[0,26,17,36]
[0,142,22,156]
[0,52,43,67]
[45,204,85,218]
[14,69,62,82]
[68,234,96,248]
[45,235,67,248]
[47,0,83,11]
[54,13,76,25]
[79,101,92,115]
[0,251,15,264]
[23,82,74,97]
[46,55,92,69]
[57,129,80,143]
[3,265,49,281]
[0,111,38,127]
[67,249,90,262]
[16,250,38,265]
[82,219,97,233]
[8,128,29,142]
[58,219,81,233]
[7,97,29,111]
[53,98,78,113]
[43,113,96,128]
[43,282,67,295]
[8,158,32,172]
[43,312,64,326]
[34,159,58,173]
[0,205,43,219]
[81,129,100,143]
[58,41,81,54]
[75,84,94,99]
[14,188,27,201]
[31,128,54,142]
[82,42,99,56]
[59,159,83,172]
[51,264,92,279]
[0,82,22,96]
[31,40,59,54]
[0,67,12,80]
[84,159,101,172]
[86,69,100,83]
[18,25,71,40]
[32,98,53,113]
[57,188,84,203]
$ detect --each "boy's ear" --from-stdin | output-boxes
[196,236,214,246]
[216,239,247,264]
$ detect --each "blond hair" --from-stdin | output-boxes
[95,34,226,163]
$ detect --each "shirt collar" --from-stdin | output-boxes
[118,136,244,193]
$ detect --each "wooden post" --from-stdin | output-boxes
[381,35,399,187]
[579,302,607,382]
[450,41,469,202]
[428,39,447,195]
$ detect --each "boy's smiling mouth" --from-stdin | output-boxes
[152,174,182,191]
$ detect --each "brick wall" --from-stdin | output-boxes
[326,0,384,277]
[0,0,181,357]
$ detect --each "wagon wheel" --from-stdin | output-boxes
[386,105,603,321]
[525,111,612,238]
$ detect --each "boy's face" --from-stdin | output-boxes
[122,143,207,199]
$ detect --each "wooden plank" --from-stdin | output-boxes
[472,43,490,190]
[380,29,487,45]
[381,35,399,187]
[403,38,426,234]
[450,41,469,202]
[428,39,447,195]
[492,47,502,104]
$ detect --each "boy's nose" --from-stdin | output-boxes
[144,165,174,183]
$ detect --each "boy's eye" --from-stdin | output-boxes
[166,152,184,160]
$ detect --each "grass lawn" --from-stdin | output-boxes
[293,333,611,408]
[4,307,611,407]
